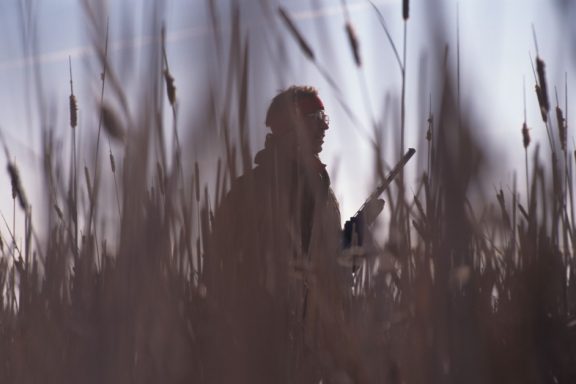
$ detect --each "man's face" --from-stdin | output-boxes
[300,109,329,155]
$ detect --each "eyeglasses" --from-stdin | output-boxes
[304,110,329,125]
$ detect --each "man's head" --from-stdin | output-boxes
[265,86,329,155]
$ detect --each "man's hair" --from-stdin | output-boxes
[265,86,319,130]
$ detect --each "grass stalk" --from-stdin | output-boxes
[523,77,531,205]
[68,56,78,250]
[89,18,110,235]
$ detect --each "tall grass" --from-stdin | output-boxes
[1,1,576,383]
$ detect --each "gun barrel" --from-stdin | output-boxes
[354,148,416,218]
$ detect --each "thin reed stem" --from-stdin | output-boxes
[161,26,184,186]
[457,2,461,129]
[523,77,530,205]
[93,18,110,181]
[110,152,121,218]
[343,11,376,132]
[401,20,407,156]
[427,93,433,178]
[90,17,110,234]
[525,150,530,206]
[369,1,403,73]
[12,197,15,249]
[69,56,78,250]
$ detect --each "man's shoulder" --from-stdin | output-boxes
[221,166,269,203]
[229,165,265,189]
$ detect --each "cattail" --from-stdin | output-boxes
[403,0,409,20]
[68,57,77,128]
[426,115,433,141]
[522,122,530,149]
[109,152,116,173]
[279,7,315,61]
[7,162,28,210]
[556,106,566,151]
[69,94,78,128]
[536,57,550,114]
[100,103,125,142]
[164,69,176,106]
[535,85,547,122]
[345,22,361,67]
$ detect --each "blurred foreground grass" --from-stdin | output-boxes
[1,1,576,383]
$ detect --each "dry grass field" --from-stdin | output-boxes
[1,0,575,383]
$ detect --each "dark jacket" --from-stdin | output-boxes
[203,133,349,383]
[206,133,342,299]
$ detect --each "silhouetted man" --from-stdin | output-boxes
[205,85,380,383]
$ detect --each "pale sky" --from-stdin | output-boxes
[1,0,575,244]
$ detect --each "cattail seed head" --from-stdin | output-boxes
[403,0,409,20]
[345,22,361,67]
[535,85,548,123]
[536,57,550,114]
[522,122,530,149]
[556,106,566,152]
[426,115,433,141]
[279,7,315,61]
[164,70,176,106]
[69,94,78,128]
[7,162,28,210]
